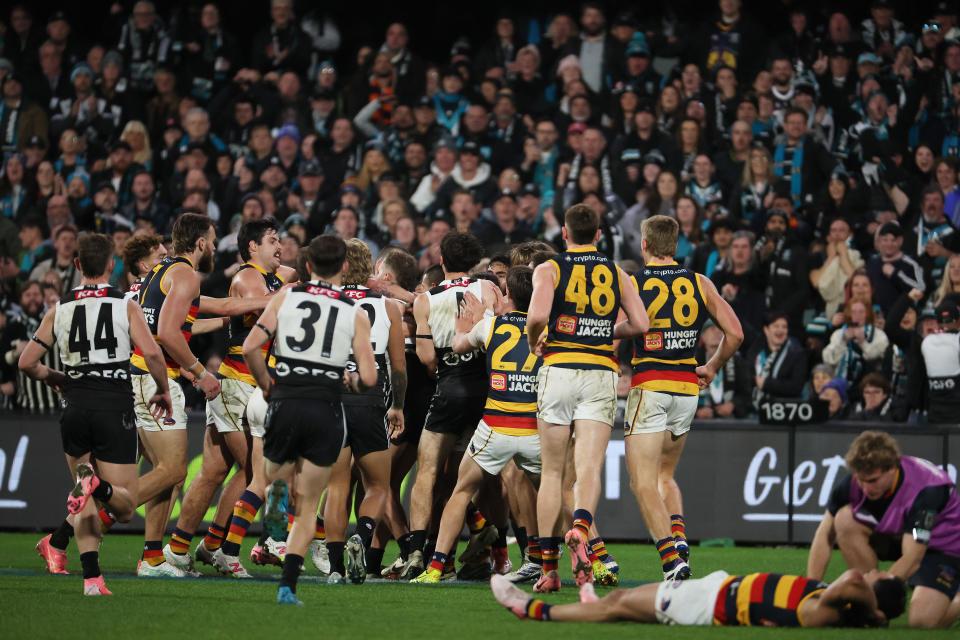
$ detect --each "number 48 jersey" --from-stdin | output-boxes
[630,263,708,396]
[272,281,359,400]
[54,284,133,410]
[544,246,622,372]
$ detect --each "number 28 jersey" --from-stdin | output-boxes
[544,246,622,373]
[272,281,359,400]
[54,285,133,410]
[630,263,707,396]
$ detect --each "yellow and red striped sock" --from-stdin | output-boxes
[589,537,609,563]
[525,598,552,621]
[656,537,680,571]
[527,536,542,565]
[204,523,226,551]
[142,541,164,567]
[169,527,192,555]
[468,509,487,534]
[541,537,560,573]
[671,514,687,542]
[572,509,592,538]
[222,491,262,556]
[429,551,447,573]
[97,509,116,534]
[314,516,325,540]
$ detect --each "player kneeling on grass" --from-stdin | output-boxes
[491,568,906,628]
[807,430,960,629]
[20,233,173,595]
[243,235,377,605]
[411,266,543,583]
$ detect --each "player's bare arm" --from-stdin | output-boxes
[526,261,556,352]
[816,569,888,627]
[413,292,437,371]
[350,310,377,391]
[696,274,744,387]
[612,266,649,339]
[127,299,173,421]
[190,317,229,334]
[889,533,927,581]
[17,308,66,390]
[197,291,271,316]
[385,299,407,438]
[807,510,837,580]
[157,264,220,399]
[242,289,285,397]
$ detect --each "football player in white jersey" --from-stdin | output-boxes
[20,233,172,595]
[243,234,377,605]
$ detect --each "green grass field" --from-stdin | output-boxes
[1,533,956,638]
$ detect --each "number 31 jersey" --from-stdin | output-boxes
[54,284,133,410]
[630,263,707,396]
[544,246,622,372]
[272,281,359,400]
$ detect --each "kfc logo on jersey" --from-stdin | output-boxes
[490,373,507,391]
[556,315,577,334]
[307,285,341,299]
[644,333,663,350]
[342,289,367,299]
[76,288,107,299]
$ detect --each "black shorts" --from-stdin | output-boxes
[423,392,486,436]
[343,402,389,458]
[263,398,346,467]
[60,405,138,464]
[869,532,903,562]
[910,551,960,599]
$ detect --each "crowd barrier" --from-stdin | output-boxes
[1,412,956,543]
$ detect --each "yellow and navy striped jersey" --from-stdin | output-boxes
[630,263,708,396]
[713,573,827,627]
[482,311,541,435]
[130,256,199,379]
[218,263,285,385]
[544,246,622,372]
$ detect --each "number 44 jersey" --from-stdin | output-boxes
[630,263,708,396]
[54,284,133,410]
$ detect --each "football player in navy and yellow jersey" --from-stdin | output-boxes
[411,266,541,584]
[163,219,298,579]
[491,567,906,629]
[527,204,649,592]
[131,213,271,578]
[625,215,743,582]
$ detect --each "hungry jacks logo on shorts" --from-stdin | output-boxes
[644,333,663,350]
[490,373,506,391]
[556,315,577,334]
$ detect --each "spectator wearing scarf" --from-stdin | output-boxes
[773,107,834,209]
[745,310,807,410]
[822,298,889,390]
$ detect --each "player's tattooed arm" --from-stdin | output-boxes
[390,369,407,410]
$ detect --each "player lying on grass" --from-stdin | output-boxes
[491,567,906,628]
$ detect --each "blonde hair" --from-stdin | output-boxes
[343,238,373,286]
[845,430,901,474]
[356,149,390,191]
[933,254,960,306]
[120,120,153,167]
[742,146,773,188]
[640,215,679,258]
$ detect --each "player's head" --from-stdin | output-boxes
[238,218,281,270]
[845,430,901,500]
[306,234,347,280]
[505,265,534,312]
[344,238,373,286]
[172,212,215,274]
[440,231,483,274]
[641,215,679,259]
[866,571,907,623]
[375,246,419,291]
[562,203,600,245]
[121,233,165,277]
[509,240,555,267]
[77,233,116,278]
[420,264,444,292]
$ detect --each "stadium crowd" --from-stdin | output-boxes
[2,0,960,423]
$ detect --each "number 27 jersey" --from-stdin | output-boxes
[544,246,622,372]
[630,263,707,396]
